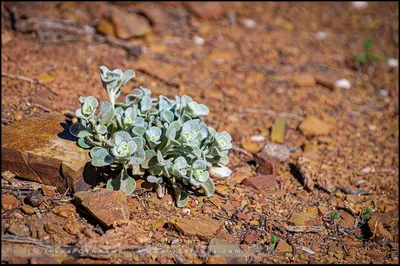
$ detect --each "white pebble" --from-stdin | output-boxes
[241,19,257,29]
[208,166,232,179]
[316,31,327,40]
[250,135,265,142]
[351,2,368,9]
[334,78,351,89]
[181,208,191,216]
[368,124,376,131]
[379,89,389,97]
[193,36,205,46]
[387,58,398,68]
[171,239,180,245]
[361,166,375,173]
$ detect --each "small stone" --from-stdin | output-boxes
[96,18,115,36]
[168,215,224,240]
[297,190,310,201]
[299,116,333,136]
[334,78,351,89]
[152,230,164,239]
[40,185,57,197]
[387,58,398,68]
[52,204,76,218]
[316,31,327,40]
[15,111,23,121]
[338,210,355,228]
[288,212,318,226]
[241,18,257,28]
[74,189,130,228]
[24,190,43,207]
[255,152,280,175]
[152,218,166,231]
[241,136,263,153]
[368,210,397,244]
[187,2,223,20]
[271,117,286,144]
[342,238,362,248]
[328,241,344,259]
[315,74,335,90]
[293,73,316,87]
[275,239,293,253]
[209,166,232,179]
[262,143,290,162]
[236,212,248,220]
[351,2,368,9]
[306,206,318,213]
[8,223,30,237]
[243,175,278,190]
[379,89,389,97]
[64,223,80,235]
[21,205,35,215]
[110,6,151,38]
[2,195,22,210]
[243,230,260,244]
[193,36,205,45]
[208,255,227,264]
[250,135,265,142]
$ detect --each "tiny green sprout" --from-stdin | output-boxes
[329,211,340,221]
[269,235,279,249]
[352,37,386,65]
[361,207,373,221]
[71,65,233,208]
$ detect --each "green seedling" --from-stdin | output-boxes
[329,211,341,221]
[361,207,373,222]
[71,65,232,207]
[269,235,279,249]
[352,37,386,65]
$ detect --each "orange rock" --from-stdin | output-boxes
[293,73,316,87]
[74,189,130,228]
[1,114,96,193]
[2,195,21,210]
[299,116,333,136]
[243,175,278,190]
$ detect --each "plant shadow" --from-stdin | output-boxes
[57,122,77,142]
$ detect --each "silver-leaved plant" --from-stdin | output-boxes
[70,65,232,207]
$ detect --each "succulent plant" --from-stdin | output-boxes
[71,65,232,207]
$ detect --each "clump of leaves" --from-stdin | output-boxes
[352,37,386,65]
[269,235,279,249]
[361,207,373,222]
[329,210,340,221]
[70,65,232,207]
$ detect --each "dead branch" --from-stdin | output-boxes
[231,144,253,158]
[11,15,143,58]
[284,226,324,233]
[243,108,301,120]
[2,72,59,96]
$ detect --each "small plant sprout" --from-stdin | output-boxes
[352,37,386,66]
[361,207,373,222]
[329,210,340,222]
[70,65,232,207]
[269,235,279,249]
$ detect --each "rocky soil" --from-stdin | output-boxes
[1,2,399,264]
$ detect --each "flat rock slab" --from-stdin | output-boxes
[74,189,130,228]
[168,215,224,240]
[288,212,320,226]
[1,114,99,192]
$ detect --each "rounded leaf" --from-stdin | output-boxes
[90,147,114,167]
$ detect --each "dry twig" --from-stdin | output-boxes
[2,72,59,96]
